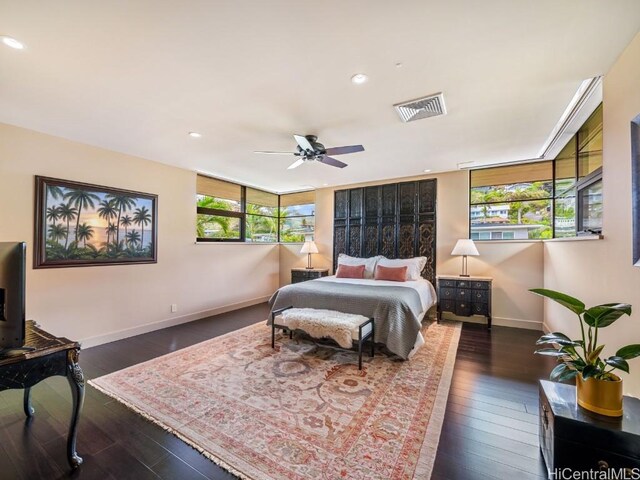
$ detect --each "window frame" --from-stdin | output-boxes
[196,188,246,242]
[468,160,554,241]
[196,178,315,243]
[468,103,603,241]
[575,167,603,234]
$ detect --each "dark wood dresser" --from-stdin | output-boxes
[0,320,84,468]
[291,268,329,284]
[436,275,492,329]
[539,380,640,477]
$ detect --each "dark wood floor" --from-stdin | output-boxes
[0,304,555,479]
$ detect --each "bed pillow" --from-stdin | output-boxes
[377,256,427,281]
[336,264,366,279]
[374,265,407,282]
[337,253,382,279]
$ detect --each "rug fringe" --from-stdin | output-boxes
[88,379,254,480]
[413,320,462,478]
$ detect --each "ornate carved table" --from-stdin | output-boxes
[0,320,84,469]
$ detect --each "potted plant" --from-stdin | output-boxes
[531,288,640,417]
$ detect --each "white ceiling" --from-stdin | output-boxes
[1,1,639,192]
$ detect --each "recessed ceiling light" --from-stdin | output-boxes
[1,36,25,50]
[395,63,403,68]
[188,132,202,138]
[423,169,432,173]
[322,183,329,186]
[351,73,368,85]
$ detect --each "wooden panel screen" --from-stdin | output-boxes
[333,179,437,284]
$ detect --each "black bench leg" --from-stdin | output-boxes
[24,387,34,417]
[271,319,275,348]
[370,318,375,358]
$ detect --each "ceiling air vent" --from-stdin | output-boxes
[394,93,446,123]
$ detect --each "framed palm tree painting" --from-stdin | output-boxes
[34,176,158,268]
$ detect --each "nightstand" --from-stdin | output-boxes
[291,268,329,284]
[436,275,492,329]
[539,380,640,476]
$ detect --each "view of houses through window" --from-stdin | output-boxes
[470,104,602,240]
[196,175,315,243]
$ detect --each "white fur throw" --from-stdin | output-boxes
[280,308,369,348]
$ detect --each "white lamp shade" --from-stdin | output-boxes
[300,240,319,254]
[451,239,479,256]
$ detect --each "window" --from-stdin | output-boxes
[196,175,315,242]
[553,104,603,236]
[246,188,278,242]
[470,162,553,240]
[196,176,243,241]
[280,191,315,243]
[469,103,603,240]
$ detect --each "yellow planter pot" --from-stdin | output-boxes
[576,374,623,417]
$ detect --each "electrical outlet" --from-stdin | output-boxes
[171,304,178,313]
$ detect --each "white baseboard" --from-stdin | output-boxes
[541,321,552,334]
[80,294,272,349]
[442,313,543,331]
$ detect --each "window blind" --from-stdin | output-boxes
[470,161,553,188]
[196,175,242,202]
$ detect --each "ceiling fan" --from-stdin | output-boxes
[254,134,364,169]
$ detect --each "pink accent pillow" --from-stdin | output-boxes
[374,265,408,282]
[336,264,366,279]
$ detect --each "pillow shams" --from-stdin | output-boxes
[376,256,427,281]
[337,253,382,279]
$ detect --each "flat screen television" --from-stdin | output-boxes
[0,242,26,350]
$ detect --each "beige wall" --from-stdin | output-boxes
[544,32,640,397]
[0,123,279,346]
[280,171,545,329]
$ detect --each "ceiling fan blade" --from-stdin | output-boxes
[254,151,297,155]
[324,145,364,156]
[293,134,315,153]
[317,156,348,168]
[287,158,305,170]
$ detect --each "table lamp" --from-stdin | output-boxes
[451,239,479,277]
[300,240,319,269]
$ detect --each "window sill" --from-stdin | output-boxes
[543,234,604,243]
[194,241,306,245]
[195,241,280,245]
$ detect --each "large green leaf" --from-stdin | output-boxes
[605,356,630,373]
[549,363,569,381]
[557,368,579,382]
[616,344,640,360]
[529,289,585,315]
[581,364,599,379]
[583,304,632,328]
[536,337,582,347]
[534,348,567,357]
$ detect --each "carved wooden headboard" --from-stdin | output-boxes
[332,179,437,285]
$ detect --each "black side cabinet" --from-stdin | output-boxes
[291,268,329,284]
[436,275,492,329]
[539,380,640,477]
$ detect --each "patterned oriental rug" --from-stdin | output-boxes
[89,320,461,480]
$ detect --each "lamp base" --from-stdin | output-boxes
[305,267,314,270]
[459,274,470,277]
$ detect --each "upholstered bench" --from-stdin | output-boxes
[271,306,375,370]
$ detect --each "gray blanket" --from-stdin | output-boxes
[268,280,424,359]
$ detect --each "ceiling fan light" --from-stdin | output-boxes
[1,36,25,49]
[351,73,368,85]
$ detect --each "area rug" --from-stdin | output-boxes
[89,320,461,480]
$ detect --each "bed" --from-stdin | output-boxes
[269,179,438,359]
[268,273,437,360]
